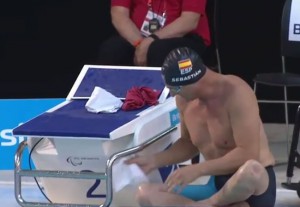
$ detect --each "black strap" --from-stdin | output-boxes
[149,33,160,40]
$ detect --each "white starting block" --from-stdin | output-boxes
[13,65,181,207]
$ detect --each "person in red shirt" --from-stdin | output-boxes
[97,0,211,67]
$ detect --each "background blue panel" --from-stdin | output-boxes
[0,99,64,170]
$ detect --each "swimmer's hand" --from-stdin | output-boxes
[124,154,156,174]
[165,165,201,193]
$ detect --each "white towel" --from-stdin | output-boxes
[85,86,123,113]
[112,158,149,192]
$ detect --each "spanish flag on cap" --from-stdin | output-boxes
[178,59,192,74]
[162,47,206,86]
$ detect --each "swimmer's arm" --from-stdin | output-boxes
[153,111,199,168]
[196,88,261,176]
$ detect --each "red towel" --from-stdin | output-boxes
[122,87,160,111]
[140,87,160,105]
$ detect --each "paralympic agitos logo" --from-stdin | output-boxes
[66,156,83,166]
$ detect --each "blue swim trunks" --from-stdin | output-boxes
[214,166,276,207]
[178,166,276,207]
[179,176,217,201]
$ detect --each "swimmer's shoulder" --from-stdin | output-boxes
[224,75,254,96]
[223,75,258,107]
[225,74,252,89]
[175,95,187,112]
[175,96,202,113]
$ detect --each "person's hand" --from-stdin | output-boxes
[165,164,201,193]
[124,154,156,174]
[134,37,154,66]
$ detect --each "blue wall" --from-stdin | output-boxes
[0,99,64,170]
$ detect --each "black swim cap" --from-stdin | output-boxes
[161,47,206,86]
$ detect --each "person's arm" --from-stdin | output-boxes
[111,6,143,46]
[195,83,261,176]
[151,11,201,39]
[134,11,201,66]
[126,97,199,172]
[152,96,199,168]
[153,113,199,168]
